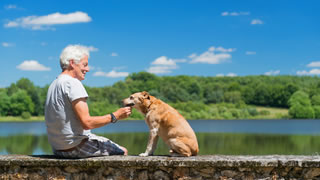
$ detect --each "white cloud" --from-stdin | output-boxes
[251,19,263,25]
[83,45,98,52]
[297,70,308,75]
[296,62,320,75]
[216,73,237,77]
[227,73,237,77]
[221,11,250,16]
[246,51,256,55]
[147,65,178,74]
[265,70,280,76]
[209,46,236,53]
[111,52,118,57]
[17,60,51,71]
[5,4,17,9]
[189,46,235,64]
[152,56,176,66]
[93,70,129,78]
[2,42,14,47]
[307,61,320,67]
[297,69,320,76]
[5,11,92,30]
[147,56,181,74]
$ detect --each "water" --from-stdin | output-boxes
[1,119,320,156]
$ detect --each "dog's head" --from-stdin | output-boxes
[123,91,151,113]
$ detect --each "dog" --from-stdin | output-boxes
[123,91,199,157]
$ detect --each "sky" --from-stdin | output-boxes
[1,0,319,87]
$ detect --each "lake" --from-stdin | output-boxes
[1,119,320,156]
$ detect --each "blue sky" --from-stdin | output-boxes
[1,0,319,87]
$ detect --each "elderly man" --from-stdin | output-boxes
[45,45,132,158]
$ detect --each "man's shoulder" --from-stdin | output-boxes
[56,75,82,86]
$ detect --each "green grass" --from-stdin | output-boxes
[0,116,44,122]
[254,106,289,119]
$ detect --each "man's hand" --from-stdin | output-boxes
[113,107,132,120]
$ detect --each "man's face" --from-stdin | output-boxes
[72,56,89,81]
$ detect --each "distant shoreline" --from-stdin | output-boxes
[0,106,290,122]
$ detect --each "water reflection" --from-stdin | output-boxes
[1,133,320,155]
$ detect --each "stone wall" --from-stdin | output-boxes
[1,155,320,179]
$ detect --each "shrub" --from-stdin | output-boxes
[313,106,320,119]
[222,111,233,119]
[129,109,144,119]
[230,109,241,119]
[289,104,314,119]
[240,109,250,118]
[21,112,31,119]
[288,91,311,107]
[311,95,320,106]
[259,110,271,116]
[247,108,259,116]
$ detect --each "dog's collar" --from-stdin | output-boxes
[146,100,154,111]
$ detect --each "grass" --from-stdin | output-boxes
[0,116,44,122]
[255,106,289,119]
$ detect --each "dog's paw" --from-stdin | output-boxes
[139,153,149,157]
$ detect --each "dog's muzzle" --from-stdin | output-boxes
[124,103,135,107]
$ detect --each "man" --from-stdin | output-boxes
[45,45,132,158]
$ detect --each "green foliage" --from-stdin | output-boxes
[259,110,271,116]
[289,104,315,119]
[288,90,315,119]
[247,107,259,116]
[224,91,242,104]
[4,73,320,119]
[21,112,31,119]
[313,106,320,119]
[0,90,10,116]
[9,90,34,116]
[311,95,320,106]
[88,100,116,116]
[288,91,311,107]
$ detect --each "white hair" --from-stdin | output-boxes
[59,45,90,70]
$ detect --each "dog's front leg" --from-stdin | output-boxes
[139,128,159,156]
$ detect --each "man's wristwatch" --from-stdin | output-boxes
[110,113,118,123]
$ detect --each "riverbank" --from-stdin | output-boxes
[0,116,44,122]
[0,106,289,122]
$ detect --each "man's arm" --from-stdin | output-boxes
[72,98,131,130]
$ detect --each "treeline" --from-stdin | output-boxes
[1,72,320,119]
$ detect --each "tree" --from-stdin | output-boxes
[311,95,320,106]
[288,91,311,107]
[9,90,34,116]
[288,91,314,119]
[16,78,42,115]
[289,104,314,119]
[0,90,10,116]
[253,83,272,106]
[313,106,320,119]
[224,91,242,104]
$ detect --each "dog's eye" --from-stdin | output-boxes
[130,96,133,100]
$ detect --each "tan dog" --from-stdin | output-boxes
[123,91,199,157]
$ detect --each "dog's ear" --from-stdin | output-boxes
[142,91,150,99]
[139,91,150,102]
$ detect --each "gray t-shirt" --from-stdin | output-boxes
[45,74,89,150]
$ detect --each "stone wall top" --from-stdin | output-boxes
[1,155,320,168]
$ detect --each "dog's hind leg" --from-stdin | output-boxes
[168,139,192,157]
